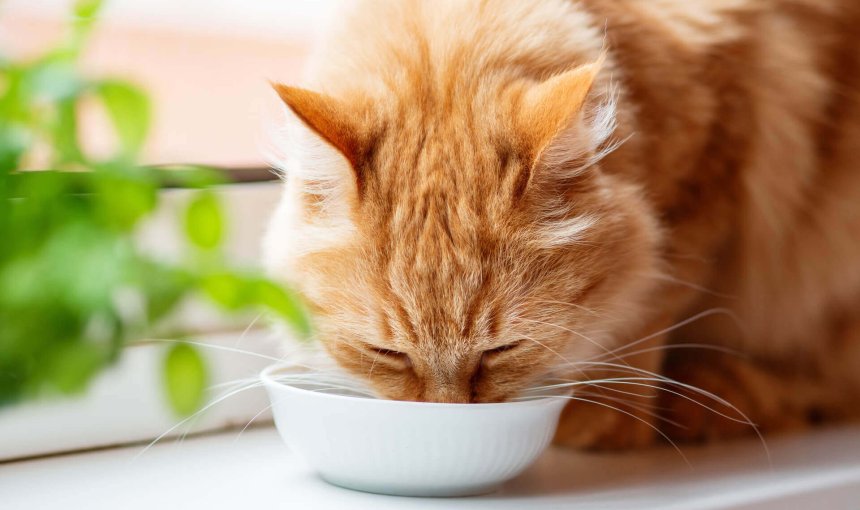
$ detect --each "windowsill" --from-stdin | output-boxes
[3,425,860,509]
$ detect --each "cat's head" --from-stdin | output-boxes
[264,61,661,403]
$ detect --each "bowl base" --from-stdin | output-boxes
[320,474,502,498]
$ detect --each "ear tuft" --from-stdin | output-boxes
[518,58,603,163]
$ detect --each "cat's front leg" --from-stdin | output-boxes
[553,383,661,450]
[553,318,670,450]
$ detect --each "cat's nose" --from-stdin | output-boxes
[421,381,472,403]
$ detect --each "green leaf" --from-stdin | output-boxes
[184,190,224,250]
[94,80,151,158]
[93,165,158,230]
[74,0,103,19]
[26,59,84,102]
[200,272,249,310]
[42,341,107,395]
[53,97,85,165]
[68,0,104,50]
[133,262,194,323]
[199,272,311,338]
[153,165,227,188]
[163,343,208,417]
[0,125,29,173]
[255,280,312,339]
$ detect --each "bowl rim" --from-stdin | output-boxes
[261,364,570,410]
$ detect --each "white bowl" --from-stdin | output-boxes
[261,365,568,497]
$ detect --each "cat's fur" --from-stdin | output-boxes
[263,0,860,448]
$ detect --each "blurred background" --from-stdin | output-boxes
[0,0,337,460]
[1,0,335,168]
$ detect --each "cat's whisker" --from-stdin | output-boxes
[513,316,631,366]
[241,361,376,393]
[585,382,660,399]
[512,394,691,466]
[209,376,263,391]
[268,374,374,393]
[208,361,362,397]
[368,348,383,378]
[516,332,573,365]
[574,391,686,429]
[234,311,265,347]
[168,356,371,444]
[555,361,772,462]
[134,338,283,363]
[309,387,378,397]
[521,376,667,393]
[522,365,771,462]
[234,404,273,442]
[267,372,370,385]
[585,308,743,362]
[516,331,600,384]
[136,380,267,458]
[589,342,745,364]
[265,363,378,397]
[579,378,759,428]
[647,272,737,300]
[267,378,367,391]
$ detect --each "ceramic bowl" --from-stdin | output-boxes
[261,364,567,497]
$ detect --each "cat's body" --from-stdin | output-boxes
[264,0,860,447]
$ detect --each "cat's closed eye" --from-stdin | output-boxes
[362,343,412,369]
[481,340,525,366]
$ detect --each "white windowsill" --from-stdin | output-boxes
[3,425,859,509]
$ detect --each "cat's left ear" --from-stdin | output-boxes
[515,57,611,175]
[271,83,372,197]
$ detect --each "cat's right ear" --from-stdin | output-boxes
[513,58,615,184]
[271,83,371,198]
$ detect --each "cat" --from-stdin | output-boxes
[263,0,860,449]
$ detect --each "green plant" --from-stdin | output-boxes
[0,0,308,415]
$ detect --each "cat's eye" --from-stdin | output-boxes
[363,344,412,368]
[482,340,524,362]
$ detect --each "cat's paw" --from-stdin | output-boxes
[553,398,658,450]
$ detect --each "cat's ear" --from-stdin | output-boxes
[271,83,370,197]
[515,58,613,177]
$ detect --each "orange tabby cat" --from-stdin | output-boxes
[263,0,860,448]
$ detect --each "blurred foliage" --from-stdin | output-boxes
[163,343,208,417]
[0,0,308,416]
